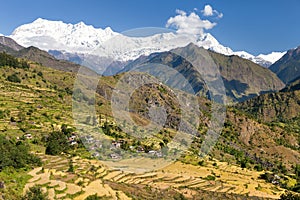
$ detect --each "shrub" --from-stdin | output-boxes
[280,192,300,200]
[37,71,43,77]
[7,74,21,83]
[22,185,49,200]
[0,52,29,69]
[85,194,101,200]
[204,175,216,181]
[259,172,273,183]
[0,135,42,170]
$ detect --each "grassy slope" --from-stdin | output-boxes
[0,59,298,199]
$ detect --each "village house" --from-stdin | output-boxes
[70,141,77,146]
[68,135,77,141]
[136,146,145,153]
[111,140,122,148]
[110,153,121,159]
[23,133,33,139]
[148,150,163,157]
[92,152,100,158]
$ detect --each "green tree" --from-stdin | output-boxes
[37,71,43,77]
[0,52,29,69]
[22,185,49,200]
[240,159,247,168]
[7,73,21,83]
[85,194,101,200]
[67,161,74,173]
[295,164,300,179]
[0,135,41,170]
[61,124,75,135]
[45,131,69,155]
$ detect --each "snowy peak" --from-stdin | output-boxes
[257,52,286,64]
[197,33,233,55]
[199,33,220,47]
[11,18,118,53]
[9,18,284,68]
[10,18,234,60]
[234,51,254,60]
[233,51,285,67]
[198,34,283,66]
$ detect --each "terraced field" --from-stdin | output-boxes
[23,154,284,199]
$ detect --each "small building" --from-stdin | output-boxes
[94,140,103,148]
[111,141,121,148]
[92,152,100,157]
[148,150,163,157]
[24,134,33,139]
[69,135,77,141]
[118,139,125,144]
[70,141,77,146]
[136,146,145,152]
[156,151,163,157]
[148,150,157,154]
[110,153,121,159]
[85,136,94,143]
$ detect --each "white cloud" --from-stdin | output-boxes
[166,9,216,36]
[202,5,213,16]
[201,5,223,18]
[176,9,187,16]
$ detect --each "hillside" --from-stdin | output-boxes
[0,36,89,73]
[281,77,300,92]
[269,46,300,84]
[121,44,284,102]
[0,36,23,51]
[237,73,300,123]
[0,52,299,199]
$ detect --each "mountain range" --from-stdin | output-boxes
[8,18,286,74]
[0,18,300,199]
[120,43,284,102]
[0,35,285,103]
[1,18,300,104]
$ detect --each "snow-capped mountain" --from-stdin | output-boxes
[10,18,221,61]
[11,18,118,54]
[257,52,286,64]
[9,18,284,73]
[233,51,286,67]
[197,33,234,56]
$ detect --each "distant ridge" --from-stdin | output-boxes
[0,36,92,74]
[120,43,284,102]
[269,46,300,84]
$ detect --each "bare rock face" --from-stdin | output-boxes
[0,36,24,51]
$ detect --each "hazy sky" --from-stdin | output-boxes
[0,0,299,55]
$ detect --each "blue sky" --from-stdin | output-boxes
[0,0,299,55]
